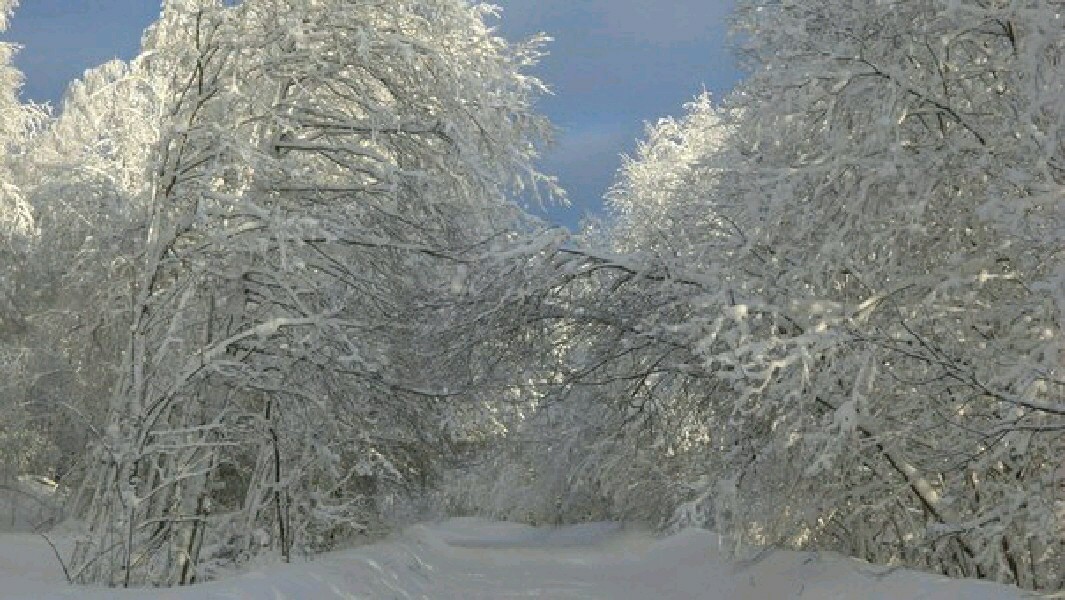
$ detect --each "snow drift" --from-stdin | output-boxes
[0,518,1026,599]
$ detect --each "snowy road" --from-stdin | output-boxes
[0,519,1026,599]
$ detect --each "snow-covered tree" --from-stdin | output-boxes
[0,0,38,329]
[713,0,1065,586]
[67,0,555,587]
[0,0,53,498]
[574,0,1065,591]
[6,57,170,491]
[607,93,734,256]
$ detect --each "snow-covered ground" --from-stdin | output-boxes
[0,518,1027,599]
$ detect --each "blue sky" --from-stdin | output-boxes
[4,0,743,228]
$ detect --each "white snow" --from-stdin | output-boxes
[0,518,1024,599]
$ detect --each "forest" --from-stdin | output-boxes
[0,0,1062,593]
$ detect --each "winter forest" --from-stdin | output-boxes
[0,0,1063,594]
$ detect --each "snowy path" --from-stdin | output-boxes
[0,519,1026,599]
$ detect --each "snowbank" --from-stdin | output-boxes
[0,518,1026,599]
